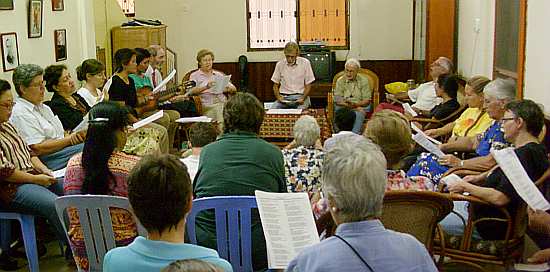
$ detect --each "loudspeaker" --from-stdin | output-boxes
[238,55,249,92]
[300,51,336,83]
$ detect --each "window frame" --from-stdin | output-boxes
[246,0,350,52]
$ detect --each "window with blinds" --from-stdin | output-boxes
[247,0,349,50]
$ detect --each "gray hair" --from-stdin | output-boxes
[284,41,300,54]
[345,58,361,69]
[147,44,163,56]
[484,78,516,102]
[322,136,387,222]
[12,64,43,96]
[437,57,454,73]
[293,115,320,146]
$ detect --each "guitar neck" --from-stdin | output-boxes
[153,85,180,98]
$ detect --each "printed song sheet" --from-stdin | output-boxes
[412,133,445,158]
[492,148,550,211]
[403,103,418,117]
[211,74,231,94]
[255,191,320,269]
[266,109,302,115]
[73,114,88,133]
[152,70,176,94]
[132,110,164,130]
[176,116,212,123]
[53,168,66,179]
[514,263,550,272]
[411,123,442,145]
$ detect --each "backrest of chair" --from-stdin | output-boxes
[380,191,453,252]
[54,195,146,271]
[424,104,468,130]
[331,68,380,107]
[186,196,257,272]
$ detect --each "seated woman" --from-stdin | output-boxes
[64,101,140,271]
[442,99,549,240]
[185,49,236,125]
[282,115,324,217]
[105,48,169,153]
[194,93,285,271]
[410,73,460,126]
[406,78,516,184]
[10,64,85,170]
[76,59,107,107]
[44,64,91,131]
[103,154,232,271]
[0,79,70,264]
[364,110,434,191]
[287,137,437,271]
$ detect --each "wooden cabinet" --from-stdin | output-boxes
[111,25,167,75]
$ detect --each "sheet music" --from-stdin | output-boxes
[441,174,462,187]
[412,133,445,158]
[152,70,176,94]
[403,103,418,117]
[514,263,550,271]
[73,114,89,133]
[211,75,231,94]
[492,148,550,211]
[255,191,320,269]
[266,109,302,115]
[411,123,442,145]
[53,168,66,179]
[132,110,164,130]
[175,116,212,123]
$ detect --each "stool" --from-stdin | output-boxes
[0,212,38,272]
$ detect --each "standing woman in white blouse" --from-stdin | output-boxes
[76,59,106,107]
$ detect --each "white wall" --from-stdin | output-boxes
[135,0,413,74]
[0,0,96,91]
[523,0,550,112]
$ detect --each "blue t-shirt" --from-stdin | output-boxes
[103,236,233,272]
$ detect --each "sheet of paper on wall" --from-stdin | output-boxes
[211,74,231,94]
[403,103,418,117]
[514,263,550,271]
[411,122,442,145]
[492,147,550,211]
[132,110,164,130]
[412,133,445,158]
[152,69,176,94]
[175,116,212,123]
[73,114,89,133]
[255,191,320,269]
[266,109,302,115]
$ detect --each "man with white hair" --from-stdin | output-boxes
[333,58,372,134]
[145,45,166,91]
[379,56,453,114]
[287,136,437,271]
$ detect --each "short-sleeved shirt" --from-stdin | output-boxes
[145,65,164,91]
[0,122,33,204]
[107,75,138,108]
[271,56,315,95]
[474,143,549,240]
[129,74,153,91]
[10,97,65,145]
[189,69,230,106]
[407,81,442,111]
[333,73,372,104]
[77,87,104,107]
[46,93,91,131]
[452,108,493,137]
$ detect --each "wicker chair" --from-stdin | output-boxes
[411,104,468,130]
[326,68,379,129]
[433,167,550,271]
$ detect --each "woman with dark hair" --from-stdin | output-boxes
[194,93,285,271]
[44,64,91,131]
[63,101,140,271]
[76,59,106,107]
[412,73,460,121]
[0,79,70,268]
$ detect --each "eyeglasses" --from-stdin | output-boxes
[28,81,46,88]
[501,117,516,122]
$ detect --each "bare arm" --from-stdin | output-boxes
[426,121,455,138]
[273,83,283,101]
[30,156,52,175]
[440,135,477,153]
[448,179,510,206]
[30,130,85,156]
[5,169,56,186]
[302,83,311,99]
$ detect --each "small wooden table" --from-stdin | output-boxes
[259,109,332,147]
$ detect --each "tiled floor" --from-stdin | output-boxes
[12,241,75,272]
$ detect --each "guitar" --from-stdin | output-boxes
[135,81,196,116]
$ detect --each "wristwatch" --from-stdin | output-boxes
[459,160,464,167]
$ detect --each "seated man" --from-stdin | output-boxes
[377,56,453,114]
[271,41,315,109]
[10,64,85,171]
[334,58,372,134]
[181,122,218,181]
[103,154,232,272]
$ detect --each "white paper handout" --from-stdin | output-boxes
[73,114,89,133]
[403,103,418,117]
[175,116,212,123]
[492,148,550,211]
[255,191,320,269]
[411,123,442,145]
[266,109,302,115]
[412,133,445,158]
[441,174,462,187]
[132,110,164,130]
[514,263,550,272]
[211,74,231,94]
[152,69,176,94]
[53,168,66,179]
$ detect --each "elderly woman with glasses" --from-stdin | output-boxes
[287,136,437,271]
[9,64,85,171]
[442,99,549,240]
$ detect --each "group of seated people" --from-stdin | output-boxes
[0,43,548,272]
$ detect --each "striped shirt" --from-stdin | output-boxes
[0,122,34,203]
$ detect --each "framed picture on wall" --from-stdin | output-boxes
[1,33,19,71]
[28,0,43,38]
[54,29,66,61]
[52,0,63,11]
[0,0,14,10]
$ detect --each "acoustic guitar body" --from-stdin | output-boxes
[135,87,158,116]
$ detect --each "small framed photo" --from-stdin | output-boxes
[0,0,14,10]
[54,29,66,61]
[1,33,19,72]
[51,0,63,11]
[28,0,43,38]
